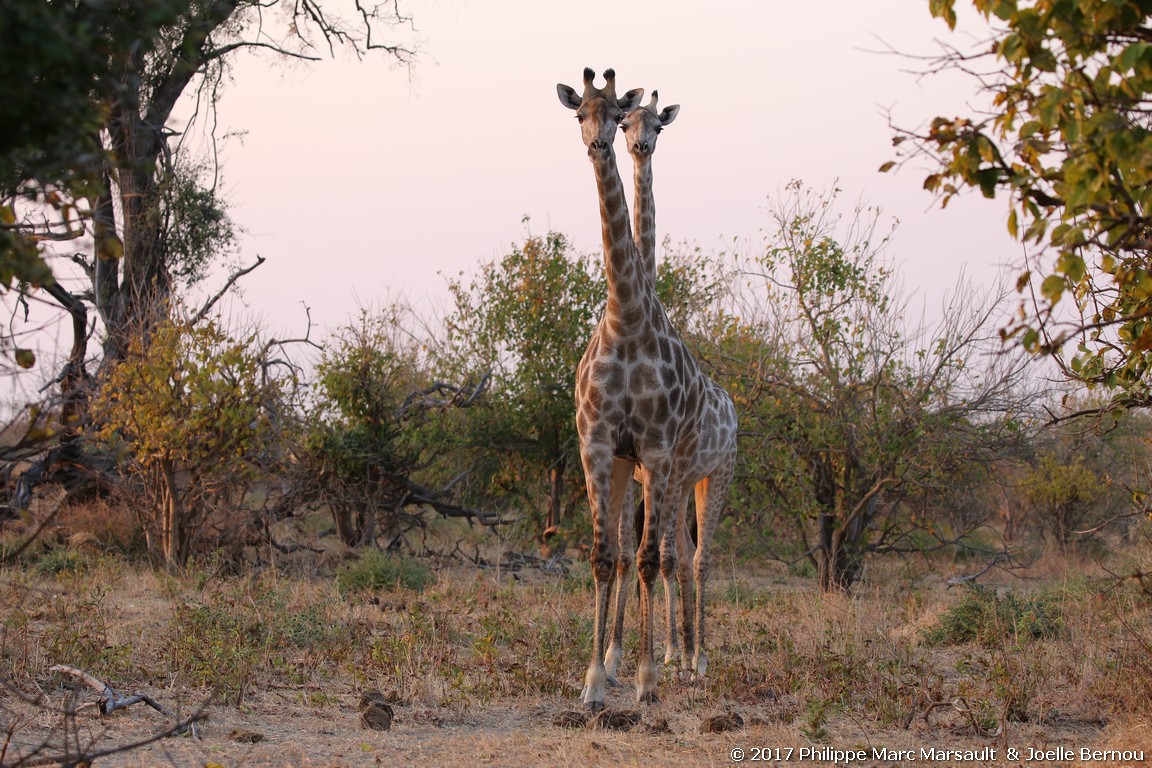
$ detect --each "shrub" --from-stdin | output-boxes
[335,549,434,595]
[922,584,1063,647]
[88,315,279,567]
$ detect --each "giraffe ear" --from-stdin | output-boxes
[617,88,644,112]
[557,84,582,110]
[659,104,680,126]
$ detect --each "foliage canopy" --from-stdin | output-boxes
[892,0,1152,409]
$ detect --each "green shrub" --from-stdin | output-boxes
[32,548,89,576]
[335,549,433,595]
[922,584,1063,647]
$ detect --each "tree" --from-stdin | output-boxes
[2,0,418,512]
[730,182,1037,592]
[888,0,1152,410]
[1018,396,1150,544]
[439,231,604,543]
[87,314,277,566]
[0,0,179,293]
[292,305,497,549]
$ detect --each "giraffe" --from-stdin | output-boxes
[557,68,738,710]
[603,91,685,685]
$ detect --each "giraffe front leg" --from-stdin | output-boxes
[691,554,709,680]
[605,470,636,687]
[636,468,672,704]
[580,456,622,711]
[636,567,660,703]
[604,577,626,687]
[583,535,616,711]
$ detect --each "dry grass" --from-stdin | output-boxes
[2,526,1151,767]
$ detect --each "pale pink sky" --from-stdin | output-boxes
[189,0,1014,337]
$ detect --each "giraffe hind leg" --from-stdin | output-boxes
[677,484,697,677]
[663,483,692,671]
[693,467,733,679]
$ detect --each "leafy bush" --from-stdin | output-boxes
[335,549,434,595]
[88,315,278,566]
[922,584,1064,647]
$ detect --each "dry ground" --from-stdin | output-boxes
[3,532,1152,767]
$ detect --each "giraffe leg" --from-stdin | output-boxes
[662,484,691,669]
[693,469,731,679]
[581,455,629,712]
[637,465,673,704]
[661,566,679,667]
[603,560,622,688]
[677,485,698,677]
[605,469,636,687]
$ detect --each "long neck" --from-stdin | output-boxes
[591,146,648,331]
[632,154,656,280]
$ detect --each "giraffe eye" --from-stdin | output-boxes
[655,126,663,134]
[576,114,585,124]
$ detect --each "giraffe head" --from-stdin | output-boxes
[557,68,644,157]
[621,91,680,159]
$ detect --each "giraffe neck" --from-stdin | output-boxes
[632,154,656,280]
[590,146,650,333]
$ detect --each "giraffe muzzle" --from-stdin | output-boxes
[631,141,651,155]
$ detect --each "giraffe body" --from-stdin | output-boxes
[557,69,737,710]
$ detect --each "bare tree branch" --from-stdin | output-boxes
[191,254,266,324]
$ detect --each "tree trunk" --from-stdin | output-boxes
[42,283,90,444]
[816,525,859,593]
[97,1,244,361]
[159,458,182,566]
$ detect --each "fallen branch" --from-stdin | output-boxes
[48,665,173,719]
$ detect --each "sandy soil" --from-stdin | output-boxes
[5,684,1149,768]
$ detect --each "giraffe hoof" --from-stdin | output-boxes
[606,676,621,688]
[586,700,606,713]
[638,690,660,705]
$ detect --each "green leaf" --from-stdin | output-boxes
[1056,251,1086,283]
[1019,120,1042,138]
[1021,328,1040,350]
[975,168,1000,198]
[1117,42,1149,73]
[929,0,957,28]
[14,349,35,369]
[1040,274,1065,302]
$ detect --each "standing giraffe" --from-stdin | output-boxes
[604,91,686,685]
[557,68,738,710]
